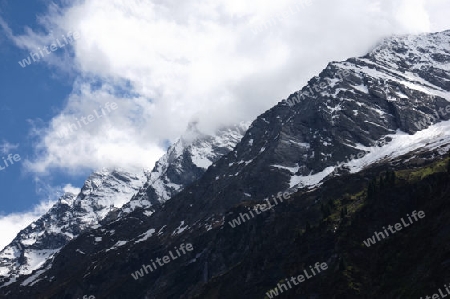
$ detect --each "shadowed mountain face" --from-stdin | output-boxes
[2,30,450,299]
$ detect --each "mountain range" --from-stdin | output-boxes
[1,29,450,298]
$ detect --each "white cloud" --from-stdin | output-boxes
[1,0,449,175]
[24,82,165,174]
[62,183,81,195]
[0,141,19,155]
[393,0,430,33]
[0,200,56,251]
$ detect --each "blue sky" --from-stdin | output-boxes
[1,0,450,250]
[0,0,87,214]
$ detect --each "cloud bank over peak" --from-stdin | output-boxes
[2,0,450,174]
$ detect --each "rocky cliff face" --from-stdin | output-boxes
[2,30,450,299]
[280,29,450,179]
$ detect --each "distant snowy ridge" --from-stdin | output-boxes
[0,169,146,281]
